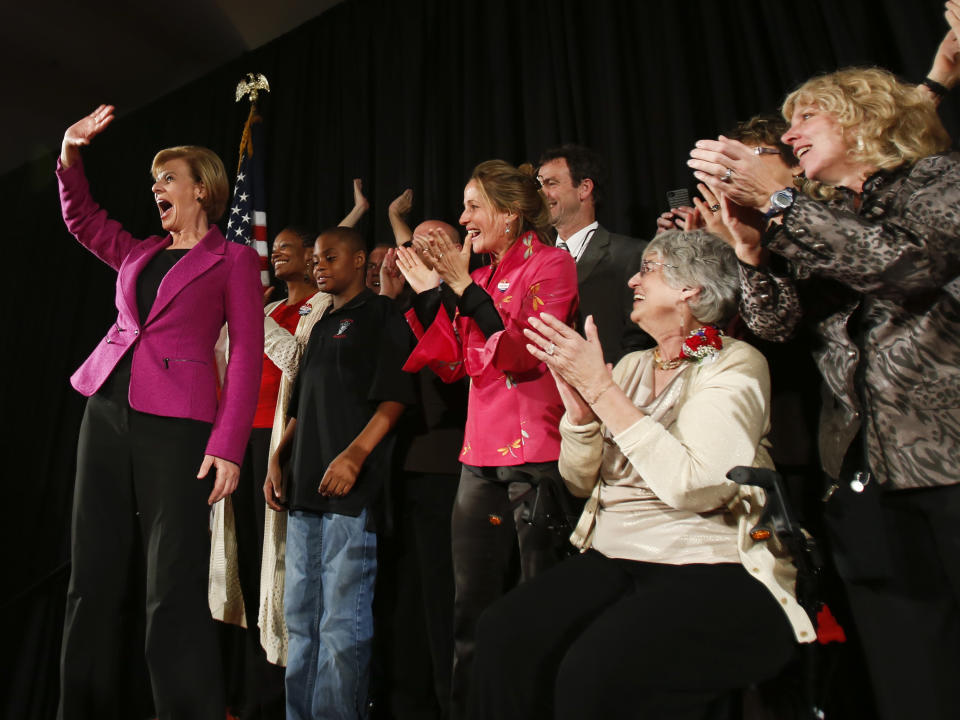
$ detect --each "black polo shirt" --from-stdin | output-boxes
[286,289,416,523]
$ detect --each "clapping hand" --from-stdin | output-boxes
[688,137,786,210]
[655,206,703,234]
[379,248,407,299]
[413,228,473,296]
[523,313,612,425]
[389,188,414,219]
[395,244,442,294]
[352,178,370,214]
[691,183,735,247]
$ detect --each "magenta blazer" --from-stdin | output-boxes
[58,158,263,465]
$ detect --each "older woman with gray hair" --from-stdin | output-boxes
[467,229,814,719]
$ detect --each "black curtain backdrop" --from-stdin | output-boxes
[3,0,956,717]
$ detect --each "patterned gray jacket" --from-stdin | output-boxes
[738,153,960,490]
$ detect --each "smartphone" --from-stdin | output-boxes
[666,188,691,210]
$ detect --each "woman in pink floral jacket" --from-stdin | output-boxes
[397,159,578,719]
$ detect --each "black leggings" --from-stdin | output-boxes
[59,393,223,720]
[469,550,796,720]
[449,463,566,720]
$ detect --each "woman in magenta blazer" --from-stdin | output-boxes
[57,105,263,720]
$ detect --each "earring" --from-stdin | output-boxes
[505,223,511,235]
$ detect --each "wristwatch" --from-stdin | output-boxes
[763,188,796,220]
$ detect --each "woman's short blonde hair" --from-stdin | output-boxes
[782,67,951,174]
[151,146,229,222]
[470,160,553,244]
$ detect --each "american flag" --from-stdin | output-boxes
[227,105,270,287]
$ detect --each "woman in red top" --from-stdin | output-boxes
[397,159,578,719]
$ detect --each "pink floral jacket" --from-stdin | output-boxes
[404,232,578,466]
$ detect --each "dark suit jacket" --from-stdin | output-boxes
[575,224,652,363]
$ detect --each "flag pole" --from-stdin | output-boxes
[229,73,271,288]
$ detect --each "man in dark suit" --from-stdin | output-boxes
[537,144,651,363]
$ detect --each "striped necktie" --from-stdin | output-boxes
[556,239,570,253]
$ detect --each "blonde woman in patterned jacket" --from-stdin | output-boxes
[689,54,960,720]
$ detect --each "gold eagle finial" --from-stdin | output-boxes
[235,73,270,104]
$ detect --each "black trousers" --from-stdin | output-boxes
[386,471,459,719]
[449,463,566,720]
[59,393,224,720]
[469,550,797,720]
[228,427,286,719]
[826,482,960,720]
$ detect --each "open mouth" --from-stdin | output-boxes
[795,146,811,159]
[157,199,173,219]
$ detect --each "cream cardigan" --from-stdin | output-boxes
[559,337,815,643]
[208,292,331,665]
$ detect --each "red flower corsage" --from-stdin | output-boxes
[653,324,724,370]
[681,324,724,363]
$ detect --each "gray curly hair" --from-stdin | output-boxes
[643,230,739,324]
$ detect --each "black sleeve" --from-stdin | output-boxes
[439,283,459,319]
[286,320,322,419]
[456,282,505,339]
[287,365,302,419]
[369,303,419,407]
[412,287,443,328]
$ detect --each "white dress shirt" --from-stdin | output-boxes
[557,220,599,263]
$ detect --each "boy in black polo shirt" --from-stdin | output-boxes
[265,226,415,720]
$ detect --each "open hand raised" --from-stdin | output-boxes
[62,105,115,167]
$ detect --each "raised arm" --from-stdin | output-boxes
[922,2,960,106]
[718,194,802,342]
[57,105,145,270]
[339,178,370,228]
[765,163,960,297]
[388,188,415,246]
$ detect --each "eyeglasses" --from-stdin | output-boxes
[753,146,781,156]
[640,259,678,275]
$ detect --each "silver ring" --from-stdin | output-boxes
[546,343,556,356]
[438,253,443,259]
[721,168,733,183]
[709,204,721,213]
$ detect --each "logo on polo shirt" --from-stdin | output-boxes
[334,319,354,338]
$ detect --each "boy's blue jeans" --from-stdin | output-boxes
[284,509,377,720]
